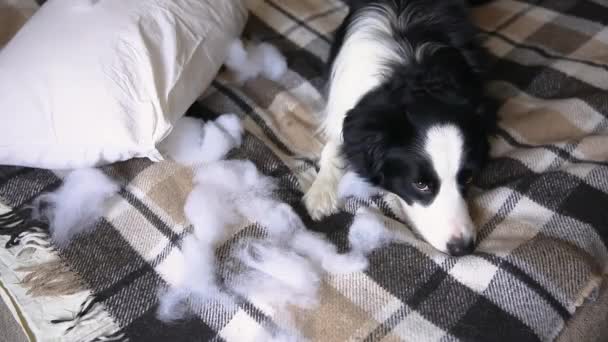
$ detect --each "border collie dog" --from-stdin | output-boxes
[303,0,495,256]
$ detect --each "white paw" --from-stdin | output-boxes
[303,179,339,220]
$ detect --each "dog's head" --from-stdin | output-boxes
[342,47,495,256]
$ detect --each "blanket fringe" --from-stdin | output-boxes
[17,258,123,340]
[0,207,29,221]
[16,259,86,297]
[51,295,110,333]
[89,328,129,342]
[2,207,124,341]
[15,232,53,257]
[0,207,48,248]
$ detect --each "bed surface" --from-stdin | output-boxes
[1,0,607,341]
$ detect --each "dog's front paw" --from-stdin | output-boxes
[303,179,339,221]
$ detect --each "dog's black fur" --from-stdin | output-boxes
[336,0,496,206]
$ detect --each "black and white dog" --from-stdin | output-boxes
[303,0,496,256]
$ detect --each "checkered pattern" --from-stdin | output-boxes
[1,0,608,341]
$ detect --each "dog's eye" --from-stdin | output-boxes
[413,181,431,192]
[465,176,474,185]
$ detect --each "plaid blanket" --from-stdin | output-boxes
[1,0,608,341]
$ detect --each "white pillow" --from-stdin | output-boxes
[0,0,247,169]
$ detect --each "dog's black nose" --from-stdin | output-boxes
[447,238,475,256]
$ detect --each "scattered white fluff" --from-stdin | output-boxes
[157,287,191,322]
[158,160,277,321]
[174,236,220,295]
[337,171,382,200]
[243,200,304,240]
[233,241,320,310]
[193,159,275,198]
[290,230,368,274]
[158,113,243,166]
[32,168,119,246]
[190,160,370,275]
[230,239,321,342]
[159,160,382,332]
[157,235,233,322]
[158,162,262,321]
[348,209,394,256]
[183,182,242,245]
[250,43,288,81]
[215,113,244,143]
[198,161,367,274]
[188,160,281,242]
[225,39,260,82]
[225,39,288,83]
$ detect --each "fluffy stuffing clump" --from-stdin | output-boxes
[158,160,382,328]
[156,235,231,322]
[31,168,119,246]
[158,113,243,166]
[348,208,394,256]
[225,39,288,83]
[288,229,368,274]
[157,153,392,340]
[157,160,277,321]
[231,240,321,311]
[337,171,382,200]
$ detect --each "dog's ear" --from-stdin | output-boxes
[420,47,482,105]
[342,106,387,185]
[342,102,413,186]
[474,96,499,134]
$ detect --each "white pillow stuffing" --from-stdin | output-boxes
[0,0,248,169]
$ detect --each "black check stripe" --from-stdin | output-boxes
[211,81,307,160]
[0,169,61,208]
[486,0,542,35]
[262,5,347,42]
[494,128,608,167]
[483,28,608,73]
[245,15,328,85]
[518,0,608,25]
[480,253,571,319]
[449,294,541,342]
[119,189,182,244]
[490,57,608,114]
[264,0,333,43]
